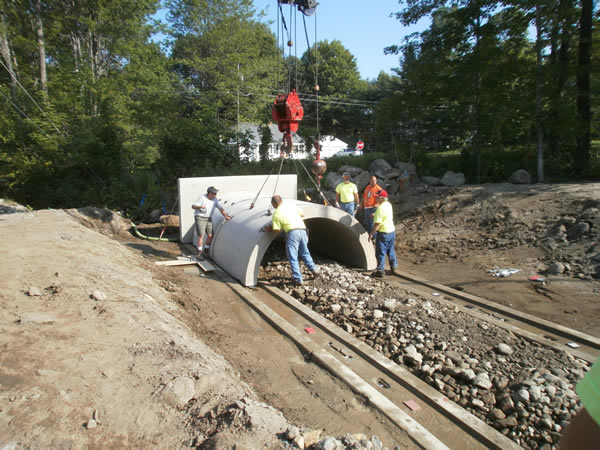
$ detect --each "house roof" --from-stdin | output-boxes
[237,122,303,144]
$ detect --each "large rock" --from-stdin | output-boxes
[508,169,532,184]
[441,171,465,187]
[325,173,344,191]
[566,222,590,241]
[369,159,393,177]
[338,165,362,177]
[394,162,417,176]
[354,171,372,193]
[421,176,442,186]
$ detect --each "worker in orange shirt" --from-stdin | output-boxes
[360,175,383,237]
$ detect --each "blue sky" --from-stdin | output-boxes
[252,0,430,80]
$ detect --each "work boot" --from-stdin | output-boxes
[312,270,321,279]
[371,270,384,278]
[291,278,303,286]
[197,252,205,261]
[390,266,397,274]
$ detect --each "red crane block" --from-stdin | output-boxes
[272,89,304,133]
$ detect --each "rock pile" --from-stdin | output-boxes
[259,260,591,450]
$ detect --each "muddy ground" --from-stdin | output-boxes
[0,181,598,449]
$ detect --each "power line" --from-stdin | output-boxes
[0,59,62,134]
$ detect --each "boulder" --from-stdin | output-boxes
[325,173,344,191]
[566,222,590,241]
[508,169,532,184]
[338,165,362,177]
[369,159,393,177]
[354,171,372,193]
[421,176,442,186]
[441,171,466,187]
[394,162,417,176]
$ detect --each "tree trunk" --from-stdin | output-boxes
[535,1,545,182]
[0,11,18,96]
[548,0,574,158]
[574,0,592,175]
[33,0,47,94]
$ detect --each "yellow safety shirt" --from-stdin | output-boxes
[272,203,306,233]
[336,182,358,203]
[373,200,395,233]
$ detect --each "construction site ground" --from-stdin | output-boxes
[1,181,599,449]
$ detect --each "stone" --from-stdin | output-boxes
[27,286,42,296]
[292,435,305,449]
[490,408,506,420]
[162,376,196,408]
[403,345,423,366]
[86,419,97,429]
[383,298,397,311]
[373,309,384,319]
[441,171,466,187]
[546,262,565,275]
[315,437,345,450]
[508,169,532,184]
[495,343,513,355]
[529,385,542,402]
[421,176,442,186]
[497,416,519,428]
[91,290,107,301]
[472,373,493,390]
[566,222,589,241]
[330,304,341,314]
[286,426,300,440]
[445,350,462,364]
[19,313,57,324]
[514,388,530,404]
[368,159,393,176]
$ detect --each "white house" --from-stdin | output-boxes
[229,123,349,162]
[317,135,350,159]
[231,123,307,162]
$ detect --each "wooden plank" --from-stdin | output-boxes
[155,259,197,266]
[197,259,215,272]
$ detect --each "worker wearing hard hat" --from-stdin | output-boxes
[368,190,397,278]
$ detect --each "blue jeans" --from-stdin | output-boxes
[339,201,355,215]
[375,231,397,272]
[364,207,376,233]
[286,229,317,282]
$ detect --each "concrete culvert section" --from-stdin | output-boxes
[209,194,376,286]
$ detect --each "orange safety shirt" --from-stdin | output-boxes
[362,184,383,208]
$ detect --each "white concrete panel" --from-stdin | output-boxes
[178,175,297,243]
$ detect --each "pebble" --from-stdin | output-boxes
[86,419,97,429]
[27,286,42,296]
[496,343,513,355]
[91,290,107,301]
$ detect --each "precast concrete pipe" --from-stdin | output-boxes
[206,192,376,286]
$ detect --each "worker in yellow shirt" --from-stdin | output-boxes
[261,195,320,286]
[335,172,359,215]
[368,190,397,278]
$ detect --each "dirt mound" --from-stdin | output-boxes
[0,207,289,448]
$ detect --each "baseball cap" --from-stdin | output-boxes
[207,186,218,194]
[375,190,388,198]
[342,172,350,177]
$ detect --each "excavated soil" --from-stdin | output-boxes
[1,182,599,449]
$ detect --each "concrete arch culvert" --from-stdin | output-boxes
[207,194,377,286]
